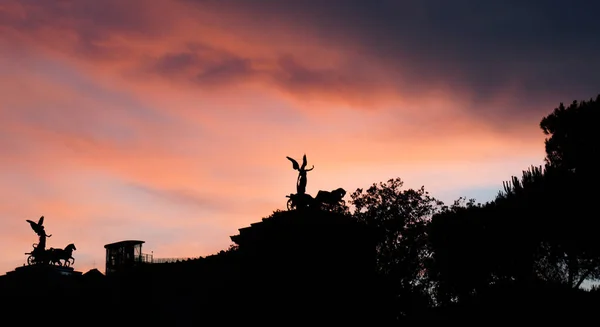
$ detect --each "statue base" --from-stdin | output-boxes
[1,264,85,322]
[6,264,82,278]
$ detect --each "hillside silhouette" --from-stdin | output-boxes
[2,94,600,325]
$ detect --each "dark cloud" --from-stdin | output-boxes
[185,0,600,116]
[154,53,199,73]
[1,0,171,60]
[147,46,381,102]
[4,0,599,120]
[195,56,253,85]
[2,0,165,35]
[274,55,359,94]
[149,45,257,87]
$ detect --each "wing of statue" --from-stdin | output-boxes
[38,215,44,226]
[286,156,299,170]
[26,219,41,234]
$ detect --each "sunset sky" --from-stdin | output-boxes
[1,0,599,275]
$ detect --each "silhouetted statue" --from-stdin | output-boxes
[48,243,77,267]
[25,216,52,265]
[315,188,347,209]
[286,154,314,195]
[24,216,76,267]
[284,155,347,211]
[286,192,315,210]
[27,216,52,246]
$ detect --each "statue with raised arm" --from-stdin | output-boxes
[286,154,314,195]
[25,215,52,265]
[284,155,348,212]
[285,154,316,210]
[27,215,52,248]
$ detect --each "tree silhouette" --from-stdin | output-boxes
[540,94,600,176]
[537,95,600,287]
[536,95,600,286]
[429,197,497,304]
[430,109,600,306]
[350,177,442,317]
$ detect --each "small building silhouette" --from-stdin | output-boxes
[104,240,152,275]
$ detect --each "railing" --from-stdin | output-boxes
[152,257,197,264]
[140,253,153,263]
[132,252,197,264]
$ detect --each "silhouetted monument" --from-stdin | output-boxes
[287,154,314,195]
[0,214,81,302]
[230,209,377,323]
[0,217,99,325]
[222,157,377,323]
[23,215,77,268]
[314,187,347,210]
[25,216,52,265]
[285,155,346,211]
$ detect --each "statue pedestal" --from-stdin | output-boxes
[5,264,82,278]
[229,209,378,323]
[1,264,85,323]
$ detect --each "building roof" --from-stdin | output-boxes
[104,240,145,249]
[83,268,105,278]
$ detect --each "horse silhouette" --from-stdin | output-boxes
[315,188,346,207]
[48,243,76,267]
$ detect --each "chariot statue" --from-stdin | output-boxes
[285,155,346,211]
[24,216,76,267]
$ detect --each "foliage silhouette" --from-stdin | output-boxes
[540,94,600,175]
[429,94,600,309]
[350,177,443,318]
